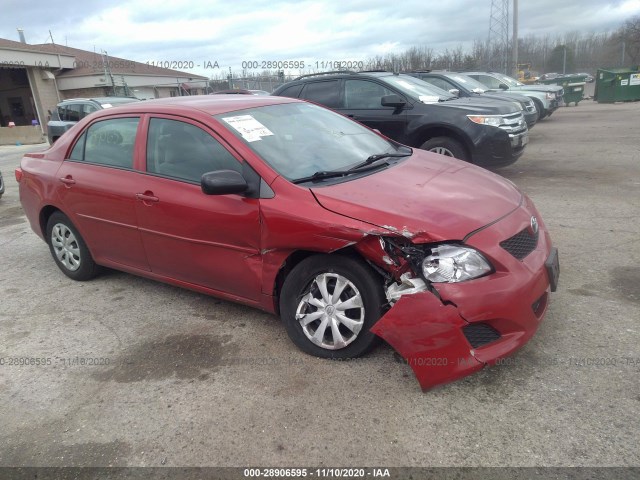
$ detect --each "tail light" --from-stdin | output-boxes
[15,167,23,182]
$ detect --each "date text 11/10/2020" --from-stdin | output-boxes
[143,60,366,70]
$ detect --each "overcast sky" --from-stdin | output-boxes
[1,0,639,77]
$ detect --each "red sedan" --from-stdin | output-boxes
[16,95,559,390]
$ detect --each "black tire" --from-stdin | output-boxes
[46,211,99,281]
[420,137,468,161]
[279,254,384,359]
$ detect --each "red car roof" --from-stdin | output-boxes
[100,95,299,116]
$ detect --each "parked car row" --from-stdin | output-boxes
[272,71,529,168]
[18,91,559,391]
[45,70,563,171]
[464,71,564,119]
[407,71,538,127]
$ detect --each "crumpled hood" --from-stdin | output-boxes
[311,150,522,243]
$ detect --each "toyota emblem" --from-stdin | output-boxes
[530,216,539,235]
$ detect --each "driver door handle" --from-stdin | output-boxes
[59,176,76,186]
[136,192,159,203]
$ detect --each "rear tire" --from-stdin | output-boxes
[420,137,468,161]
[46,211,99,281]
[279,254,384,359]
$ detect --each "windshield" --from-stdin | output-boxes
[445,74,490,93]
[493,73,524,87]
[381,75,455,102]
[215,102,401,182]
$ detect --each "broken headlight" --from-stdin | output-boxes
[422,245,492,283]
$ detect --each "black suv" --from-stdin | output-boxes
[272,71,528,168]
[407,71,538,128]
[47,97,139,144]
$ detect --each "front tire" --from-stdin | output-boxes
[420,137,468,161]
[279,255,384,359]
[46,211,99,281]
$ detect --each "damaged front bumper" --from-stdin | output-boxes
[370,203,555,391]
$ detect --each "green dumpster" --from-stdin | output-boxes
[594,67,640,103]
[539,74,587,106]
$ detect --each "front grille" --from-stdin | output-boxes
[524,101,536,114]
[500,227,538,260]
[463,323,501,348]
[498,112,527,135]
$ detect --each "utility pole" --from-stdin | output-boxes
[487,0,510,73]
[511,0,518,77]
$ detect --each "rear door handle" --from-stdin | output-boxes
[59,176,76,186]
[136,192,159,203]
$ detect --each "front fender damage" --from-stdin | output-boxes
[355,234,483,391]
[370,291,483,391]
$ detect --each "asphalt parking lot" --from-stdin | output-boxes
[0,98,638,469]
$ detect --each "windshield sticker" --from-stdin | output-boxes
[419,95,440,104]
[222,115,274,142]
[101,104,113,108]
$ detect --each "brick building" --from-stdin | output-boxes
[0,36,208,144]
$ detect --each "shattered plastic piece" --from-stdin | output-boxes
[385,273,428,303]
[371,292,484,391]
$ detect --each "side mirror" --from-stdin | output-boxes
[201,170,248,195]
[448,89,460,97]
[498,83,509,90]
[381,94,406,108]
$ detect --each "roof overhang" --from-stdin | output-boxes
[0,47,75,69]
[56,73,209,90]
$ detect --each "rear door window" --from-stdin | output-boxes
[300,80,341,108]
[75,117,140,169]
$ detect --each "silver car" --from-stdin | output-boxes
[47,97,140,144]
[465,72,564,120]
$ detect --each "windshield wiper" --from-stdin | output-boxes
[292,148,412,184]
[292,170,357,184]
[292,162,390,184]
[349,149,412,171]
